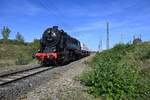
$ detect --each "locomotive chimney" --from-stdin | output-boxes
[53,26,58,29]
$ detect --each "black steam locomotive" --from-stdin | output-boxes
[34,26,89,65]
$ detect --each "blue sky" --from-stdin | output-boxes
[0,0,150,50]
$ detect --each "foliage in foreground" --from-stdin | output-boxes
[80,42,150,99]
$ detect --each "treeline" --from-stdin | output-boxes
[0,26,41,65]
[0,26,40,48]
[1,26,24,43]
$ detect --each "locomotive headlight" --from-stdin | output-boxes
[51,32,56,37]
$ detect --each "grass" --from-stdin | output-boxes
[0,39,40,66]
[80,42,150,99]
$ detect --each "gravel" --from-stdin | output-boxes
[0,64,41,76]
[0,55,95,100]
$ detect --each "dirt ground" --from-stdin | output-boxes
[17,55,98,100]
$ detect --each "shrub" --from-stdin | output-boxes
[80,43,150,99]
[15,54,30,65]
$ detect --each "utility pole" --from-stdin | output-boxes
[139,34,142,40]
[100,39,102,51]
[98,42,100,52]
[98,39,102,52]
[120,33,123,43]
[106,22,109,49]
[133,35,135,40]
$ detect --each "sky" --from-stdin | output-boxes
[0,0,150,50]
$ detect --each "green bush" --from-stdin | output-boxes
[80,43,150,99]
[15,54,30,65]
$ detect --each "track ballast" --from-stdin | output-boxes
[0,66,53,86]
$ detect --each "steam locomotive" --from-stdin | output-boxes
[34,26,90,65]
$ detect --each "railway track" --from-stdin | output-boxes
[0,66,53,86]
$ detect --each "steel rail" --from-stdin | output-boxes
[0,66,53,86]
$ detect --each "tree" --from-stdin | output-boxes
[30,39,40,49]
[1,26,11,40]
[15,32,24,43]
[133,38,142,44]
